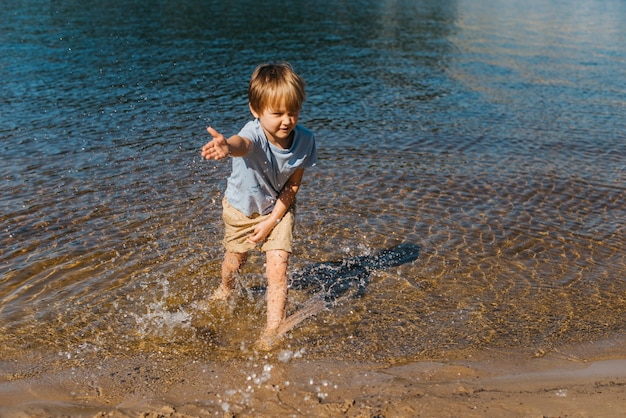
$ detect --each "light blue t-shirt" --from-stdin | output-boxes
[224,119,317,216]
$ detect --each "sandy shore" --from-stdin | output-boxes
[1,344,626,418]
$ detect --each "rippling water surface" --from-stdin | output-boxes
[1,0,625,367]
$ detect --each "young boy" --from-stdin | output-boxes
[201,63,317,350]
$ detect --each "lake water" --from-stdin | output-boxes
[1,0,625,369]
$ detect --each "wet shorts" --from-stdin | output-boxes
[222,197,295,253]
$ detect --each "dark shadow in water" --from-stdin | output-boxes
[289,243,421,303]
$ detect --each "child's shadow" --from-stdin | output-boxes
[290,242,421,303]
[274,243,421,336]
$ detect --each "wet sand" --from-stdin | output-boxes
[2,343,626,418]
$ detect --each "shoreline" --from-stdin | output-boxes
[2,343,626,417]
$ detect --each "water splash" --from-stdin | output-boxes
[131,278,192,337]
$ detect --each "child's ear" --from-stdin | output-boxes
[249,103,260,119]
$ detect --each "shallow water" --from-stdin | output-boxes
[1,0,625,368]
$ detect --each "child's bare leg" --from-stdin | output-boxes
[256,250,289,348]
[211,251,247,300]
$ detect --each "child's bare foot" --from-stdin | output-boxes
[209,284,233,301]
[254,327,280,351]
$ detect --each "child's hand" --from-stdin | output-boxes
[201,126,230,160]
[246,219,275,245]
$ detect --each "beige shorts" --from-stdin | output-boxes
[222,197,295,253]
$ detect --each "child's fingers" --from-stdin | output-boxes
[246,233,261,245]
[201,141,214,157]
[246,221,274,244]
[202,127,230,160]
[207,126,222,140]
[246,225,264,244]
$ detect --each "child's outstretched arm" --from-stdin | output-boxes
[246,168,305,245]
[201,126,251,160]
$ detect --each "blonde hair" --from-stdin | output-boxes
[248,63,306,114]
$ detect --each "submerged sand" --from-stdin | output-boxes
[1,342,626,418]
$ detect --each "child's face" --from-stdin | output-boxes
[251,102,299,146]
